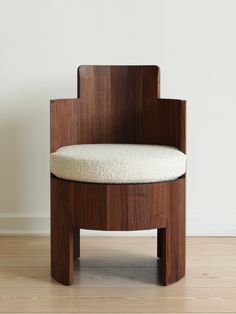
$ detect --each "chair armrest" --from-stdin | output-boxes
[50,99,80,152]
[142,98,186,153]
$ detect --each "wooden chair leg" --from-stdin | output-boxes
[74,229,80,259]
[51,177,74,285]
[157,228,162,258]
[158,180,186,285]
[51,226,73,285]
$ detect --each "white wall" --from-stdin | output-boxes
[0,0,236,235]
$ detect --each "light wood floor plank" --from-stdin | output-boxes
[0,287,236,312]
[0,236,236,313]
[2,266,236,288]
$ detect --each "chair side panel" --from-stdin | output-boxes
[50,99,80,152]
[142,99,186,153]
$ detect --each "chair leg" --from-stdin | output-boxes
[51,225,74,285]
[74,229,80,259]
[157,228,162,258]
[51,177,74,285]
[158,180,185,285]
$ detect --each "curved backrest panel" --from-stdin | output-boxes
[77,65,160,144]
[51,65,185,153]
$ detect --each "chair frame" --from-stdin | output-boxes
[50,65,186,286]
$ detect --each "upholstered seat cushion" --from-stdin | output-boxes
[50,144,186,184]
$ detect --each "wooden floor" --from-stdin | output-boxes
[0,237,236,313]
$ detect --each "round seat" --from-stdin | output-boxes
[50,144,186,184]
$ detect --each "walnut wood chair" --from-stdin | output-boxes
[50,65,186,286]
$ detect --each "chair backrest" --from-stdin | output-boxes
[51,65,185,153]
[77,65,160,144]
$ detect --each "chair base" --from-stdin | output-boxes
[51,176,185,286]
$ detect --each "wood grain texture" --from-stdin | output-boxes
[50,97,186,153]
[77,65,159,145]
[52,177,185,232]
[50,99,80,152]
[51,66,185,152]
[50,65,186,286]
[51,176,74,285]
[142,98,186,152]
[158,177,186,285]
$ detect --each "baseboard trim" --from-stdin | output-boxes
[0,216,49,235]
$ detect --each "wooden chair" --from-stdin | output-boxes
[50,65,186,286]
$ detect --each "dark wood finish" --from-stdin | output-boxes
[158,177,186,285]
[52,177,170,232]
[51,101,185,153]
[77,65,160,98]
[142,98,186,153]
[51,66,161,152]
[50,99,80,153]
[51,176,185,285]
[73,230,80,259]
[50,65,186,286]
[51,176,74,285]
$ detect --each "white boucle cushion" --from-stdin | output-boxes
[50,144,186,184]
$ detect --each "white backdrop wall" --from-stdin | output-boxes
[0,0,236,235]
